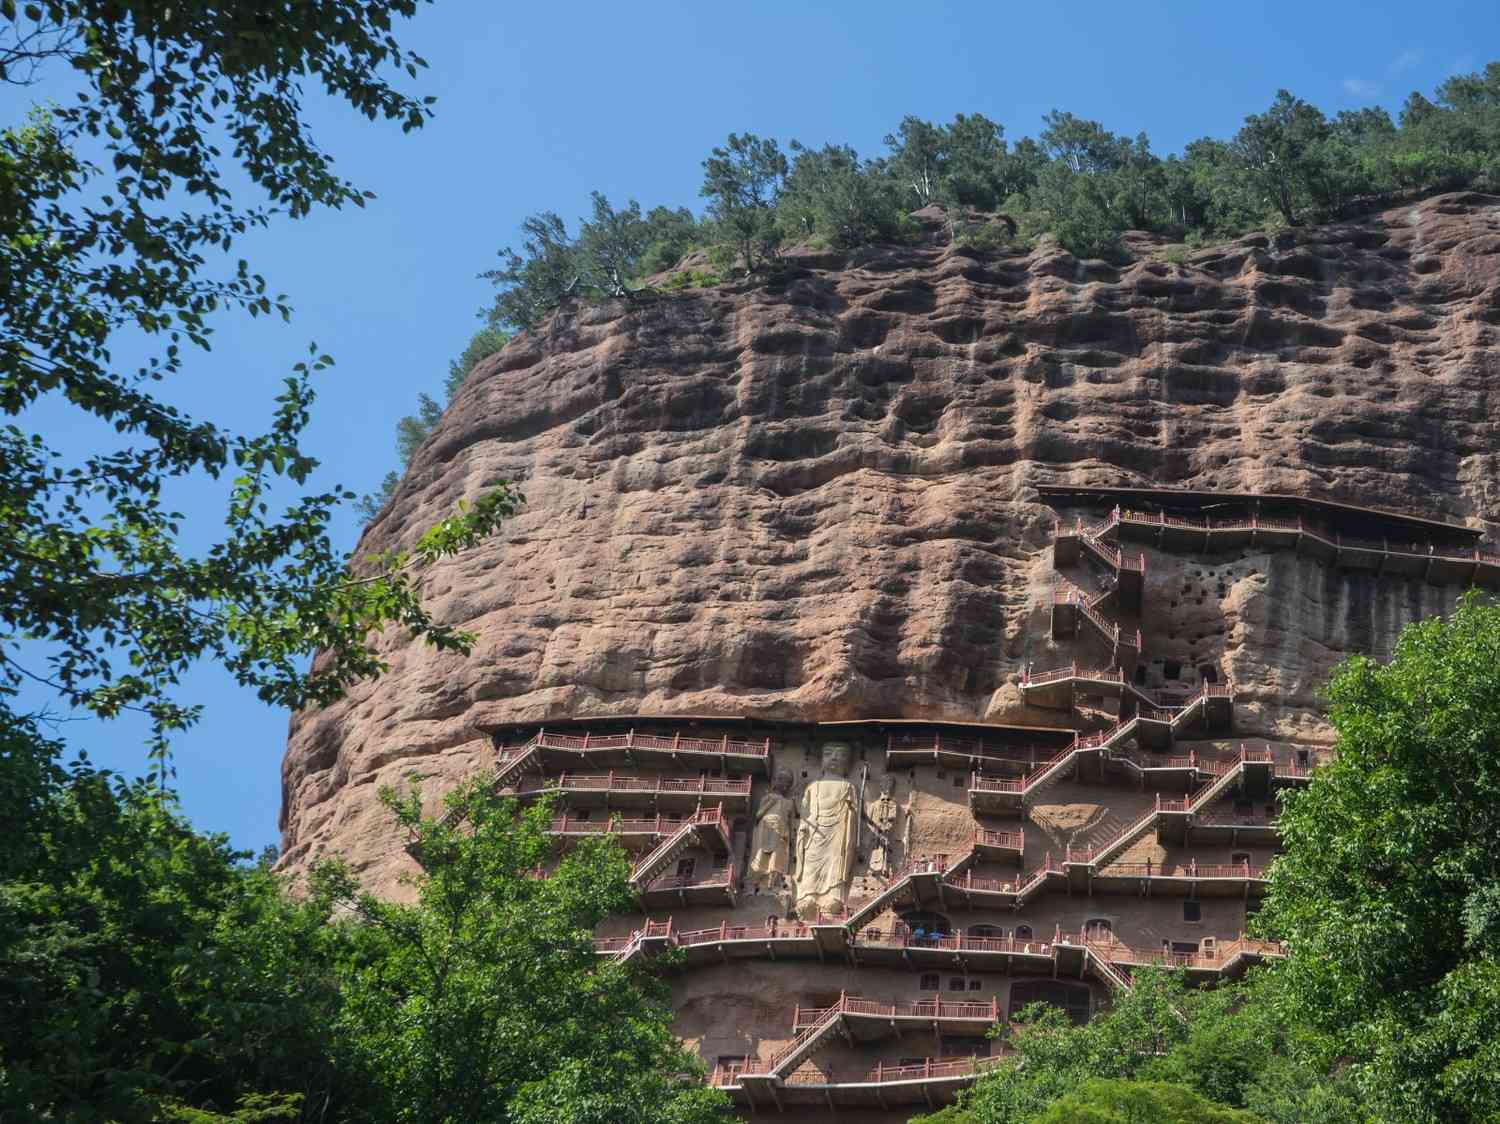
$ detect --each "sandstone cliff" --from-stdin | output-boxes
[280,193,1500,892]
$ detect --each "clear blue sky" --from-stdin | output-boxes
[10,0,1496,853]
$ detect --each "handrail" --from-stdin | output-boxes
[974,827,1023,851]
[1111,508,1499,572]
[1096,859,1266,879]
[517,773,752,796]
[528,729,772,757]
[640,860,736,894]
[630,806,730,883]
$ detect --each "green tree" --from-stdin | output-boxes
[327,776,731,1124]
[883,115,948,207]
[632,205,706,278]
[1030,1080,1264,1124]
[1230,91,1329,226]
[576,192,652,297]
[936,968,1359,1124]
[1033,160,1126,257]
[0,716,346,1119]
[958,971,1194,1122]
[700,132,787,273]
[1256,591,1500,1122]
[483,211,583,331]
[778,141,904,248]
[0,0,515,754]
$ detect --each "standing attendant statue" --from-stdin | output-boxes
[866,774,899,876]
[748,767,795,893]
[794,742,859,916]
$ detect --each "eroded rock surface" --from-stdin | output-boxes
[280,194,1500,895]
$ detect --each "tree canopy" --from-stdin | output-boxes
[1255,590,1500,1121]
[0,0,516,758]
[0,723,730,1122]
[475,61,1500,347]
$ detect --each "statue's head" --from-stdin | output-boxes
[771,767,793,795]
[820,741,852,777]
[879,773,896,798]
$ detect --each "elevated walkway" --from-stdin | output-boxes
[511,771,753,812]
[1050,580,1143,654]
[628,807,735,906]
[713,1054,1004,1111]
[1053,516,1147,611]
[493,727,773,789]
[1059,501,1500,589]
[599,919,1285,992]
[968,685,1237,813]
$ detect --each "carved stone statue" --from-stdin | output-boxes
[794,742,859,916]
[748,767,795,892]
[901,790,915,857]
[866,774,899,875]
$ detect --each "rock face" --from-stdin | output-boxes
[279,193,1500,896]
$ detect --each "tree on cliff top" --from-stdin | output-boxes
[700,132,787,273]
[1255,590,1500,1121]
[0,0,517,758]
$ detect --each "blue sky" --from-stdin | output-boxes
[9,0,1496,852]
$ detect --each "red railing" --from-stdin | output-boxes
[630,806,730,882]
[888,853,952,881]
[855,923,1059,956]
[674,920,812,946]
[969,773,1025,794]
[1096,859,1266,879]
[516,772,752,797]
[1113,507,1499,571]
[886,731,1061,767]
[974,826,1024,851]
[1021,661,1124,688]
[1104,934,1285,970]
[1194,813,1276,829]
[548,813,670,836]
[641,860,736,894]
[521,728,772,757]
[941,866,1043,895]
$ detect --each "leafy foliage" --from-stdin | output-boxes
[1,729,731,1122]
[0,716,347,1118]
[0,0,518,756]
[910,969,1359,1124]
[698,132,787,274]
[1255,590,1500,1122]
[485,60,1500,318]
[328,778,729,1124]
[1029,1079,1265,1124]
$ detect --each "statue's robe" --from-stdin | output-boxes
[748,791,794,883]
[795,776,858,913]
[867,794,898,875]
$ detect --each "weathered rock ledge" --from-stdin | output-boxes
[280,194,1500,895]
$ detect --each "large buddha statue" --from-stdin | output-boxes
[793,741,859,916]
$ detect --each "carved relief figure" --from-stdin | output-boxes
[748,767,795,892]
[794,742,859,916]
[866,774,898,875]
